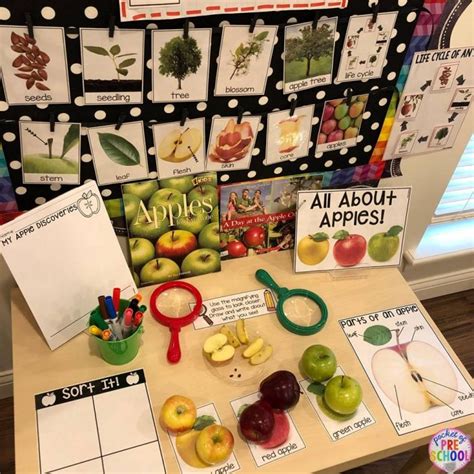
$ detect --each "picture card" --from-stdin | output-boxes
[0,181,137,349]
[19,121,81,185]
[449,87,473,111]
[283,18,338,94]
[432,62,459,91]
[215,25,278,96]
[394,130,418,155]
[152,28,212,103]
[0,25,70,105]
[398,94,424,120]
[339,304,474,435]
[88,121,149,185]
[80,28,145,105]
[266,104,314,164]
[294,187,411,272]
[206,115,261,172]
[152,118,206,178]
[429,124,453,148]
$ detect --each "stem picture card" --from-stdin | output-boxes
[0,26,70,105]
[214,25,278,96]
[152,28,211,103]
[80,28,145,105]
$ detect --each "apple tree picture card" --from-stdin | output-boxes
[80,28,145,105]
[152,28,212,103]
[214,25,278,96]
[19,121,81,185]
[0,26,70,105]
[88,121,149,185]
[152,118,206,179]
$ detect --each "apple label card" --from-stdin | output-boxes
[206,116,261,172]
[339,304,474,436]
[0,25,70,105]
[35,369,167,473]
[294,187,411,272]
[152,28,212,103]
[265,105,314,165]
[214,25,278,96]
[19,121,81,185]
[88,121,149,185]
[80,28,145,105]
[153,118,206,179]
[167,402,240,474]
[230,392,305,467]
[300,367,376,442]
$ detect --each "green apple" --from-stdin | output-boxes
[368,225,403,262]
[133,270,140,287]
[129,237,155,268]
[130,209,170,240]
[181,248,220,276]
[198,222,220,250]
[156,230,197,259]
[23,155,78,174]
[197,172,218,187]
[123,181,159,202]
[140,258,180,285]
[104,198,123,218]
[159,176,194,194]
[176,207,209,234]
[148,188,184,213]
[211,206,219,223]
[123,193,141,223]
[316,394,355,421]
[324,375,362,416]
[300,345,337,382]
[187,185,218,211]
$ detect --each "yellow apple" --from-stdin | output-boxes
[176,430,209,468]
[297,232,329,265]
[160,395,197,433]
[196,424,234,465]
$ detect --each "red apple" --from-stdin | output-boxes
[239,400,275,443]
[227,240,247,258]
[243,226,266,248]
[156,230,197,260]
[322,104,335,121]
[260,410,290,449]
[327,130,344,143]
[321,119,337,135]
[318,132,327,144]
[333,230,366,267]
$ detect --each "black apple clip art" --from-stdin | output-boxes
[77,190,101,218]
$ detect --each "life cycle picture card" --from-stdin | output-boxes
[0,26,70,105]
[19,121,81,185]
[215,25,278,96]
[152,118,206,178]
[449,87,474,111]
[88,121,149,185]
[398,94,424,120]
[80,28,145,105]
[266,104,314,165]
[336,12,397,83]
[152,28,212,103]
[206,115,261,172]
[283,18,338,94]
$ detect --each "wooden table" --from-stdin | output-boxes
[11,252,473,473]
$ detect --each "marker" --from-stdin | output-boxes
[139,305,147,313]
[90,312,109,331]
[128,298,139,312]
[105,296,117,320]
[109,317,123,340]
[98,296,108,320]
[89,325,103,337]
[122,308,134,338]
[112,288,121,312]
[134,293,143,302]
[133,311,143,331]
[101,329,113,341]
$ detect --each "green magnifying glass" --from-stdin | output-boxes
[256,269,328,336]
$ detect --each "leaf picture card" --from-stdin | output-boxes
[152,118,206,179]
[152,28,212,103]
[88,121,149,186]
[214,25,278,96]
[0,26,70,105]
[283,18,338,94]
[80,28,145,105]
[265,104,314,165]
[19,121,81,185]
[206,115,261,172]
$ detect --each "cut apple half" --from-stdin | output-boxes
[158,127,202,163]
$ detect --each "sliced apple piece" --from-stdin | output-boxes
[250,345,273,365]
[176,430,209,468]
[203,333,227,354]
[243,337,264,358]
[220,325,240,348]
[174,128,202,162]
[236,319,249,344]
[211,344,235,362]
[158,129,181,161]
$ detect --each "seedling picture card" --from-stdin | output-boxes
[0,26,70,105]
[152,28,212,103]
[214,25,278,96]
[80,28,145,105]
[294,187,411,272]
[339,304,474,435]
[0,181,137,349]
[19,121,81,185]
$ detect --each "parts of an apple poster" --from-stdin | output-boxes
[152,28,212,103]
[0,25,70,105]
[339,304,474,436]
[35,369,167,473]
[153,118,206,179]
[214,25,278,97]
[19,121,81,185]
[88,121,149,186]
[383,47,473,160]
[230,392,305,467]
[294,187,411,273]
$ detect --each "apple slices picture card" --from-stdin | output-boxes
[0,181,137,349]
[339,304,474,435]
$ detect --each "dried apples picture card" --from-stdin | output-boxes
[0,26,70,105]
[214,25,278,96]
[88,121,149,185]
[80,28,145,105]
[152,29,211,103]
[19,121,80,185]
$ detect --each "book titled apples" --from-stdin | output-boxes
[122,172,220,287]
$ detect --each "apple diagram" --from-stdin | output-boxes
[77,191,100,218]
[209,118,254,163]
[158,127,202,163]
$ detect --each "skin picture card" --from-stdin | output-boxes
[0,181,137,349]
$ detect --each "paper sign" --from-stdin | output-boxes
[339,304,474,435]
[294,187,411,272]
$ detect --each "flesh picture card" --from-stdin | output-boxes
[80,28,145,105]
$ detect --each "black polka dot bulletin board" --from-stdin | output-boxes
[0,0,423,210]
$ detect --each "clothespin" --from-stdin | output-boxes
[115,113,126,130]
[312,13,319,30]
[183,19,189,39]
[371,3,379,24]
[289,98,297,117]
[345,88,354,103]
[49,113,55,133]
[25,12,34,39]
[237,106,244,124]
[249,14,258,34]
[180,108,188,127]
[108,15,116,38]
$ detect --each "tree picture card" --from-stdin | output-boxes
[80,28,145,105]
[214,25,278,96]
[88,121,149,186]
[152,28,212,103]
[0,26,70,105]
